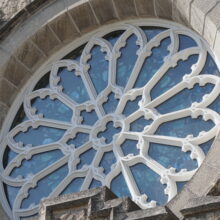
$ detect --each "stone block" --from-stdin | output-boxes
[206,139,220,169]
[113,0,137,19]
[204,3,220,47]
[0,102,8,130]
[190,0,217,35]
[134,0,155,17]
[2,56,31,87]
[0,47,10,77]
[185,163,220,197]
[0,78,17,106]
[68,1,99,33]
[155,0,173,20]
[14,39,45,71]
[49,12,80,43]
[90,0,118,24]
[172,0,193,26]
[31,25,61,56]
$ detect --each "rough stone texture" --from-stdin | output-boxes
[0,102,8,129]
[190,0,217,35]
[155,0,173,19]
[208,179,220,196]
[36,187,177,220]
[134,0,155,17]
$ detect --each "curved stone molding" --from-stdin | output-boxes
[1,0,220,219]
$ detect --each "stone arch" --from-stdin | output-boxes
[0,0,220,219]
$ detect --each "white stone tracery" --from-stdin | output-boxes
[0,22,220,220]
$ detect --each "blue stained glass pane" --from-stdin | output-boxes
[99,151,116,175]
[10,150,64,178]
[156,83,214,114]
[151,55,199,100]
[21,164,68,209]
[103,92,119,114]
[130,116,153,132]
[61,178,84,195]
[148,143,198,172]
[199,138,214,155]
[3,147,18,168]
[89,179,102,189]
[32,97,72,122]
[201,54,220,76]
[81,110,98,126]
[121,139,139,156]
[59,68,89,104]
[130,163,167,205]
[208,95,220,114]
[97,121,121,144]
[176,181,187,192]
[178,35,197,51]
[122,96,141,117]
[67,133,89,148]
[111,173,131,198]
[135,38,171,88]
[104,30,124,46]
[15,126,65,147]
[141,27,167,41]
[156,116,215,138]
[116,35,139,87]
[77,148,96,169]
[4,184,20,208]
[88,46,108,94]
[20,214,38,220]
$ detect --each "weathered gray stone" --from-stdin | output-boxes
[68,2,99,33]
[0,78,18,106]
[14,39,45,71]
[172,0,193,26]
[206,139,220,169]
[214,28,220,61]
[113,0,137,19]
[31,25,61,56]
[204,2,220,47]
[208,179,220,196]
[155,0,173,20]
[90,0,118,24]
[49,12,80,43]
[0,102,8,129]
[134,0,155,17]
[190,0,217,35]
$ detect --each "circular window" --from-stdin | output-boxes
[1,21,220,219]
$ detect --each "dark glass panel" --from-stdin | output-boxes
[103,30,124,46]
[33,72,50,91]
[21,164,68,209]
[58,68,89,104]
[151,55,199,100]
[10,105,27,130]
[122,96,141,117]
[88,46,108,94]
[116,34,139,87]
[61,177,84,195]
[156,116,214,138]
[32,97,72,122]
[62,44,85,61]
[10,150,64,178]
[156,83,214,114]
[89,179,102,189]
[111,173,131,197]
[67,132,89,148]
[103,92,119,114]
[200,53,220,76]
[14,126,65,147]
[81,110,98,126]
[134,38,171,88]
[130,163,167,205]
[141,27,167,41]
[148,143,198,172]
[178,35,197,51]
[199,138,215,154]
[77,148,96,170]
[97,121,121,144]
[3,147,18,168]
[130,116,153,132]
[99,151,116,175]
[4,184,20,208]
[121,139,139,156]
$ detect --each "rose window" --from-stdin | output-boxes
[1,22,220,219]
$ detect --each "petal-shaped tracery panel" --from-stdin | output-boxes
[1,21,220,220]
